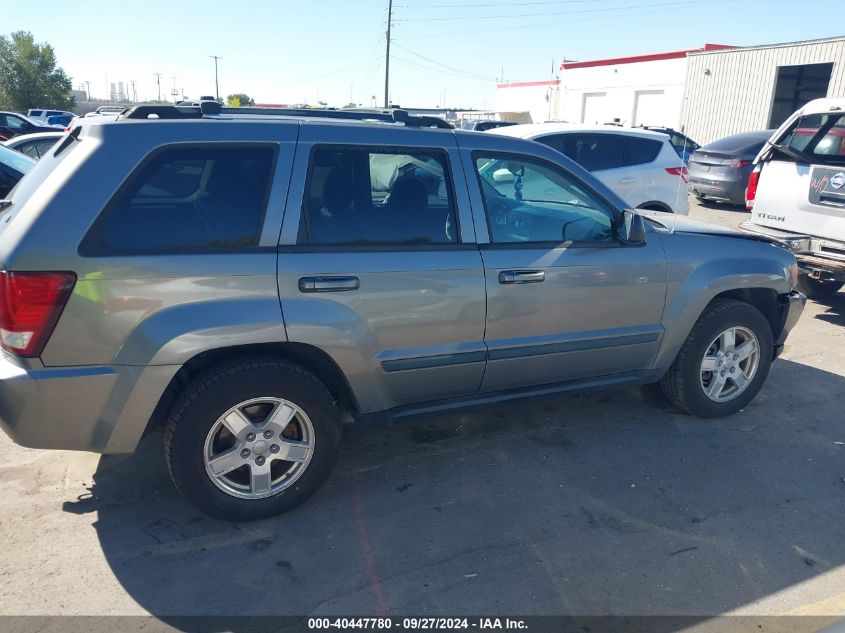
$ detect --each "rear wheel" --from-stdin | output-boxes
[165,357,341,521]
[796,274,843,300]
[660,300,773,418]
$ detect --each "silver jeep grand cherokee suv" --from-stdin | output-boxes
[0,104,805,521]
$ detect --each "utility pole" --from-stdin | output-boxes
[384,0,393,108]
[171,77,180,104]
[83,81,91,101]
[210,55,222,101]
[153,73,163,102]
[128,80,137,103]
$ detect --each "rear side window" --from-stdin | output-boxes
[622,137,663,166]
[781,114,845,164]
[300,146,458,246]
[29,110,43,117]
[567,134,625,171]
[81,144,276,255]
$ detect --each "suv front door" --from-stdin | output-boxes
[277,125,487,414]
[466,147,666,392]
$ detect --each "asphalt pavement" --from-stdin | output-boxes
[1,197,844,626]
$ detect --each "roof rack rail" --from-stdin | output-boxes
[121,103,454,129]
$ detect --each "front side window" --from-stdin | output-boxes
[2,115,28,130]
[535,134,566,155]
[781,113,845,163]
[82,144,275,254]
[567,133,625,171]
[474,153,615,244]
[302,146,457,246]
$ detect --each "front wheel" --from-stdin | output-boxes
[660,300,773,418]
[165,357,341,521]
[796,273,843,300]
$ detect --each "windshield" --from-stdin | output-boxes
[0,144,36,176]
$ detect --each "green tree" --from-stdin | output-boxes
[226,93,254,107]
[0,31,74,111]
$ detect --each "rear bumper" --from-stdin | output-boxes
[774,291,806,358]
[689,177,746,205]
[0,356,178,454]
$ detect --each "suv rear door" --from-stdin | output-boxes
[754,112,845,242]
[277,124,486,414]
[462,138,666,392]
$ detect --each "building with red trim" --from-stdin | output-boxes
[496,44,734,127]
[496,37,845,144]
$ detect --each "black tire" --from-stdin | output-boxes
[660,299,773,418]
[165,356,341,521]
[796,274,844,300]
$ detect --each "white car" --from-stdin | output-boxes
[491,123,690,215]
[26,109,75,125]
[743,97,845,299]
[3,131,64,160]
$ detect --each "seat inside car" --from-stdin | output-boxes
[384,177,448,243]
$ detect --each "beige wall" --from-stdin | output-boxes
[681,38,845,145]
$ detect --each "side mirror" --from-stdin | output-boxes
[618,209,646,245]
[492,168,515,183]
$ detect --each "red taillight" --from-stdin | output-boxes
[746,166,761,210]
[729,159,751,169]
[666,166,689,183]
[0,271,76,357]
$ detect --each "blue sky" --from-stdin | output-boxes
[6,0,844,108]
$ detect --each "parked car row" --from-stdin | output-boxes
[0,102,804,521]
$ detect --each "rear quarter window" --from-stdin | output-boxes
[622,136,663,166]
[80,144,277,255]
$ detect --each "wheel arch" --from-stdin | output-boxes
[145,342,359,437]
[707,288,782,341]
[654,259,792,375]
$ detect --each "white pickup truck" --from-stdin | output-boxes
[744,97,845,299]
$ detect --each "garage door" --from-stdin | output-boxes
[581,92,607,124]
[633,90,666,126]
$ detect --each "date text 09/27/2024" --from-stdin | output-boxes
[307,618,528,630]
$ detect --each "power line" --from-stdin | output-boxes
[391,55,494,83]
[399,0,720,21]
[397,0,618,6]
[399,0,728,38]
[393,42,497,81]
